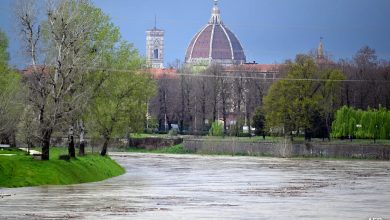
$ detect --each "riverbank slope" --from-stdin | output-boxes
[0,148,125,188]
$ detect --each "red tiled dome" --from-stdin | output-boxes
[185,1,246,66]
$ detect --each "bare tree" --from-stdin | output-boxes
[16,0,117,160]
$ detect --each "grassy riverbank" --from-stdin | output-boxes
[0,148,125,188]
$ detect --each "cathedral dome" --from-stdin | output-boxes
[185,0,246,66]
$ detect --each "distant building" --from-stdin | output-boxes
[316,37,332,65]
[185,0,246,67]
[223,63,281,79]
[146,23,165,69]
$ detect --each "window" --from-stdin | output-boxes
[153,49,159,59]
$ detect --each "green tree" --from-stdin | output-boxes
[264,55,345,140]
[0,30,9,66]
[318,68,345,138]
[252,107,265,136]
[0,30,23,146]
[332,106,390,141]
[85,42,155,156]
[15,0,121,159]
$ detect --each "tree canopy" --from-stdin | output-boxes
[14,0,154,159]
[0,29,23,145]
[85,42,156,156]
[332,106,390,140]
[263,55,345,139]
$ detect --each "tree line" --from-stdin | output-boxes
[149,64,272,136]
[2,1,390,154]
[263,49,390,140]
[150,47,390,140]
[0,0,155,160]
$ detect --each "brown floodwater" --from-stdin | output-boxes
[1,153,390,219]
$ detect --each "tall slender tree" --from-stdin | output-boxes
[15,0,120,160]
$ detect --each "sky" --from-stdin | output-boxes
[1,0,390,68]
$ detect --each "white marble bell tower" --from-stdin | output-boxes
[146,18,164,69]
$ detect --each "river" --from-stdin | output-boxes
[1,153,389,219]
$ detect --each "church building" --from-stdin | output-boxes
[145,0,329,77]
[185,0,246,67]
[146,23,165,69]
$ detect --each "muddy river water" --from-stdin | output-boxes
[1,153,390,219]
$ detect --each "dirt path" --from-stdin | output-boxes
[18,148,41,155]
[1,153,389,219]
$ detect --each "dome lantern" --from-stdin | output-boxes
[210,0,221,24]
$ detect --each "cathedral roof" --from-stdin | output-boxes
[185,0,246,65]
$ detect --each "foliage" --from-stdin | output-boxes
[153,144,188,154]
[0,148,124,188]
[209,121,224,137]
[228,118,245,137]
[0,30,9,66]
[127,144,190,154]
[332,106,390,139]
[263,55,345,139]
[16,105,39,148]
[252,107,265,136]
[145,116,159,133]
[0,29,23,145]
[85,42,156,155]
[168,128,178,136]
[15,0,123,159]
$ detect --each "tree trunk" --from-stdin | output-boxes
[201,80,206,131]
[212,95,217,122]
[11,133,17,148]
[222,94,227,134]
[180,76,185,133]
[68,135,76,158]
[41,130,52,160]
[345,84,350,107]
[222,106,227,134]
[79,120,85,156]
[79,141,85,156]
[100,138,110,156]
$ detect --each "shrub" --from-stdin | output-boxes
[168,128,178,136]
[228,118,245,137]
[209,121,224,136]
[59,154,71,161]
[238,132,252,137]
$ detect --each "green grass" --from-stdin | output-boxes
[0,147,125,188]
[0,149,26,156]
[130,133,169,139]
[203,135,283,143]
[128,144,190,154]
[127,144,273,157]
